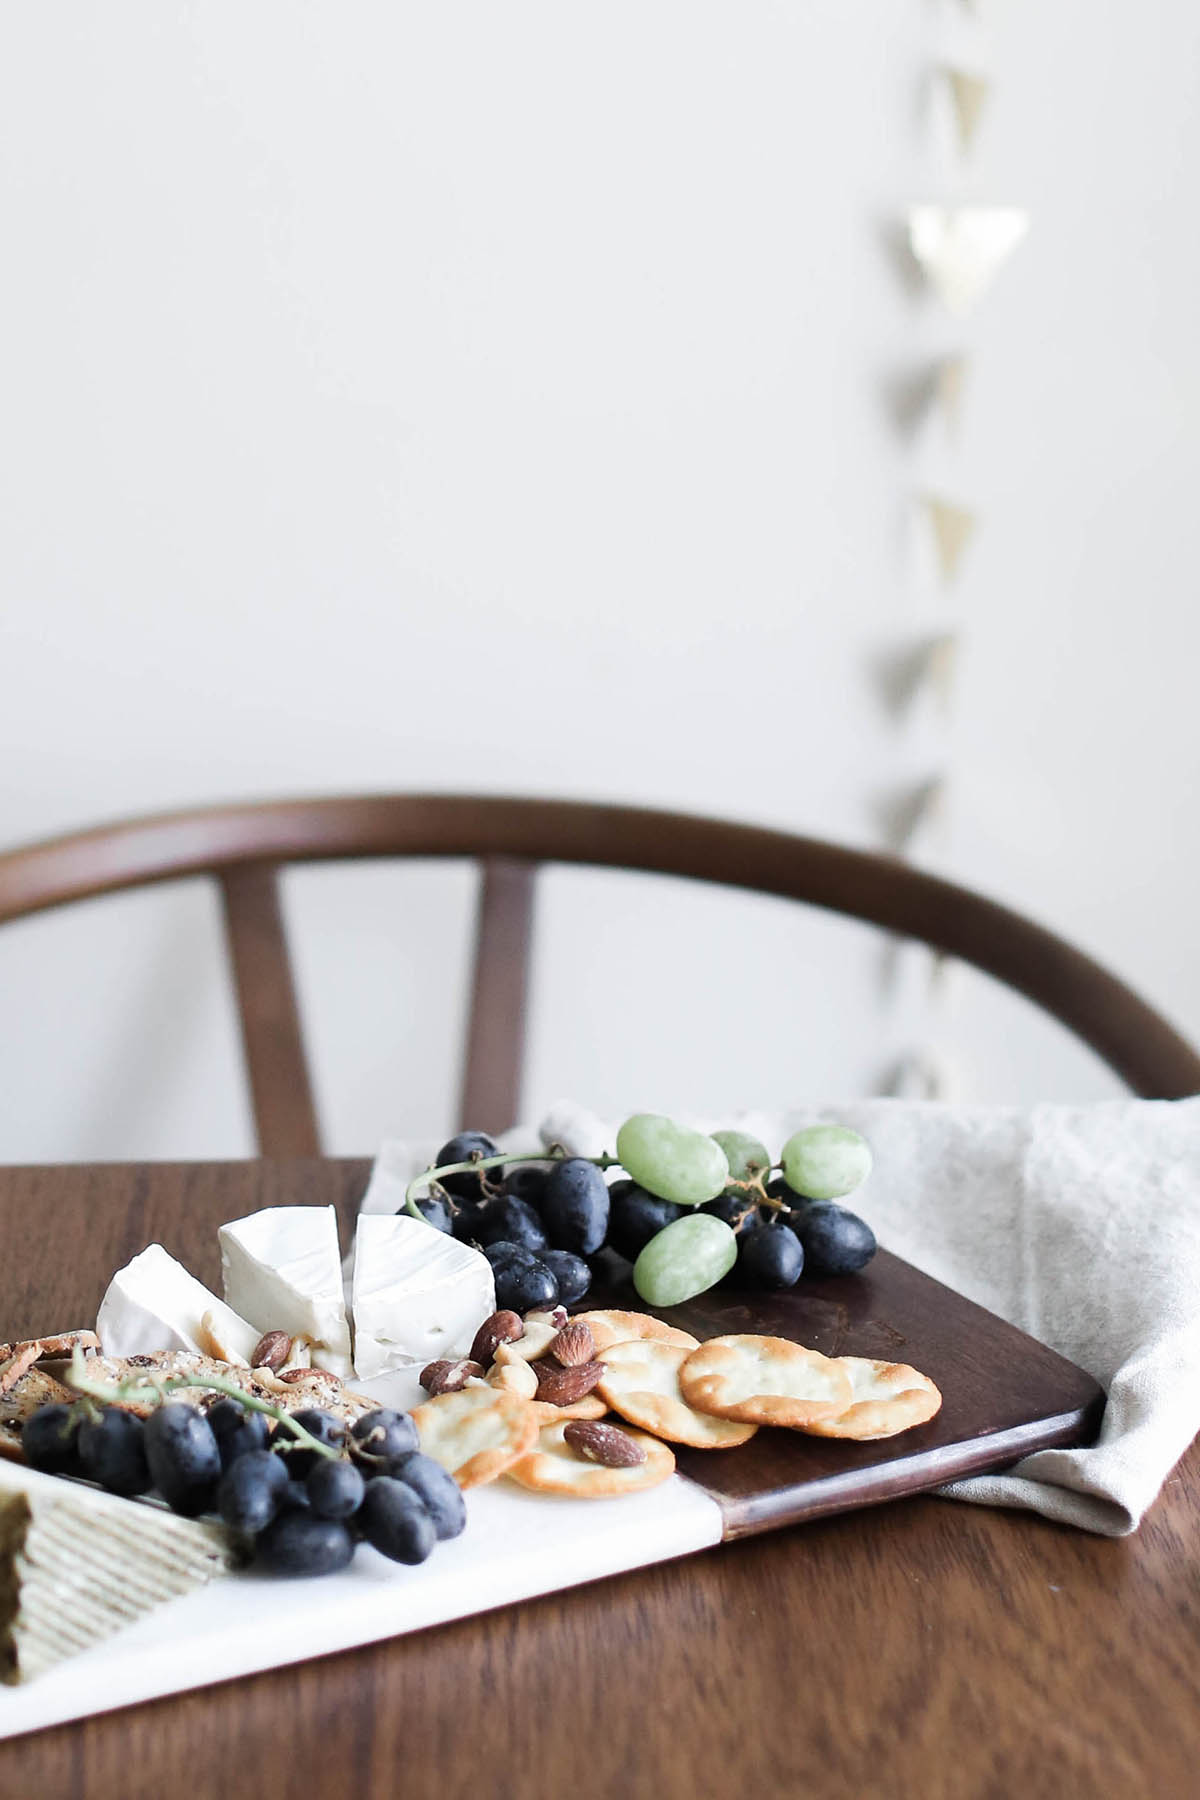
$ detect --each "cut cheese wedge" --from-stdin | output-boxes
[351,1215,495,1378]
[220,1208,353,1376]
[97,1245,261,1364]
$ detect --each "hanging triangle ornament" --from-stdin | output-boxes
[921,494,978,583]
[934,355,969,436]
[907,206,1029,313]
[941,66,991,154]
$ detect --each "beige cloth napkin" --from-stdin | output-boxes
[363,1097,1200,1536]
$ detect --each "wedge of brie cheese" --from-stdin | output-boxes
[351,1214,495,1378]
[97,1244,262,1364]
[219,1207,353,1377]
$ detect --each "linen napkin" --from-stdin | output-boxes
[360,1097,1200,1536]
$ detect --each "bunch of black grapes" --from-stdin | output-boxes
[22,1398,464,1578]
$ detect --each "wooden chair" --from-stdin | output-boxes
[1,793,1196,1153]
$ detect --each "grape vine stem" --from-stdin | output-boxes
[403,1151,800,1224]
[63,1348,342,1460]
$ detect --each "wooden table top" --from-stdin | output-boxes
[1,1158,1196,1800]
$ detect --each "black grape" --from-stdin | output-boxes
[502,1165,549,1209]
[349,1408,419,1467]
[208,1400,271,1470]
[21,1404,83,1476]
[494,1256,558,1314]
[607,1186,682,1260]
[306,1458,366,1520]
[541,1159,610,1255]
[414,1194,454,1233]
[475,1196,549,1254]
[78,1408,152,1496]
[387,1451,466,1539]
[358,1478,437,1564]
[255,1511,355,1576]
[276,1409,347,1481]
[539,1249,591,1305]
[432,1132,500,1200]
[217,1448,288,1533]
[736,1224,804,1290]
[143,1404,221,1515]
[792,1204,877,1276]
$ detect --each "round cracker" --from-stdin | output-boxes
[802,1357,942,1440]
[507,1420,675,1498]
[412,1387,539,1488]
[678,1334,853,1428]
[570,1310,700,1353]
[596,1339,757,1448]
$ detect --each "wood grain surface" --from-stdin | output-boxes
[1,1159,1196,1800]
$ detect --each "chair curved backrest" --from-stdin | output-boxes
[1,793,1197,1152]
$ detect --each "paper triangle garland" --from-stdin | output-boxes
[876,774,948,857]
[907,205,1029,313]
[934,355,969,436]
[878,1047,956,1102]
[941,66,990,153]
[921,494,978,583]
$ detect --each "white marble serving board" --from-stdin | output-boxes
[0,1372,723,1743]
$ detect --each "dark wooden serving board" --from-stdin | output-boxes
[593,1248,1106,1539]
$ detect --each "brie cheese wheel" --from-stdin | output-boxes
[351,1214,495,1378]
[219,1207,353,1377]
[97,1244,262,1363]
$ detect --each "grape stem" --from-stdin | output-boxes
[403,1147,618,1222]
[62,1348,341,1460]
[404,1151,802,1224]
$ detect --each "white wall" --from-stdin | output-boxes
[1,3,1197,1161]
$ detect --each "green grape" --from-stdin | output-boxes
[615,1114,729,1206]
[710,1129,772,1188]
[780,1124,872,1201]
[632,1214,738,1306]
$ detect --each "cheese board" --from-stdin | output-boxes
[0,1246,1103,1742]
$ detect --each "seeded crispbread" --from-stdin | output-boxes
[506,1419,675,1498]
[569,1310,700,1354]
[596,1339,758,1448]
[802,1357,942,1440]
[678,1334,853,1428]
[413,1387,540,1488]
[77,1352,375,1426]
[0,1368,76,1464]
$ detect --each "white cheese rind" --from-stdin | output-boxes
[219,1207,353,1376]
[96,1244,261,1362]
[351,1214,495,1378]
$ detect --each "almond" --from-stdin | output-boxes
[563,1420,648,1468]
[470,1310,525,1367]
[548,1320,595,1367]
[421,1358,486,1395]
[534,1358,607,1408]
[250,1330,292,1372]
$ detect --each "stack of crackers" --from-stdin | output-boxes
[412,1307,942,1501]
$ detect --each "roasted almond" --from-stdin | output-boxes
[421,1357,486,1396]
[470,1310,525,1367]
[534,1358,607,1408]
[548,1320,595,1367]
[250,1330,292,1372]
[563,1420,648,1468]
